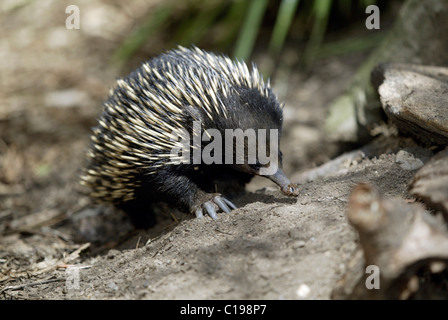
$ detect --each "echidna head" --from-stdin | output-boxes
[227,124,299,197]
[216,86,299,197]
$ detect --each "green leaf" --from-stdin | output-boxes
[233,0,269,60]
[268,0,300,59]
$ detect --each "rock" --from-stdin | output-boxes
[394,147,433,171]
[409,148,448,218]
[44,89,88,108]
[325,0,448,144]
[374,63,448,145]
[293,149,364,184]
[296,284,311,298]
[324,93,365,143]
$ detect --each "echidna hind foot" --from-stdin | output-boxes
[195,194,237,220]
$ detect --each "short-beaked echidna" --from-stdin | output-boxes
[81,46,299,227]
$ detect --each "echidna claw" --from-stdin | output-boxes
[196,195,238,220]
[214,197,231,213]
[222,198,237,210]
[195,207,204,219]
[204,202,218,220]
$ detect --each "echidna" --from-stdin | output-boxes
[81,46,299,227]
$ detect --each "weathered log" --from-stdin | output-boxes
[409,148,448,219]
[332,184,448,299]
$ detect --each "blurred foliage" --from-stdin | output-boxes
[113,0,403,75]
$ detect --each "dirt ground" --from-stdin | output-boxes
[0,1,418,300]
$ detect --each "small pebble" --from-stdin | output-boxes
[108,282,118,291]
[296,284,311,298]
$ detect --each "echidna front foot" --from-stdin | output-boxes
[195,195,237,220]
